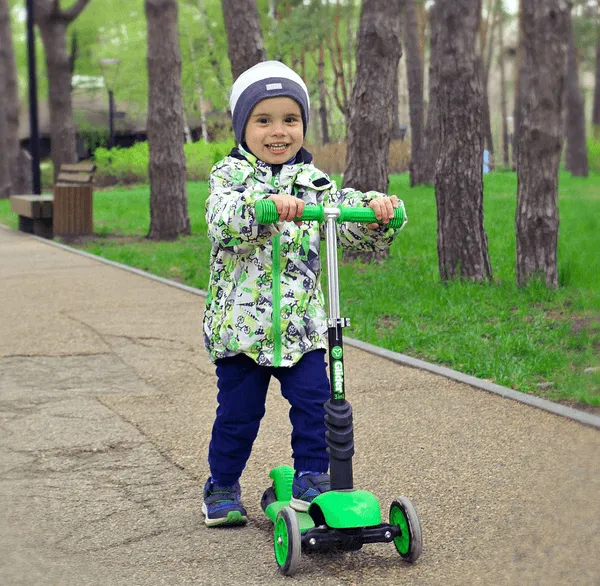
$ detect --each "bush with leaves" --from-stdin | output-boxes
[93,139,235,185]
[588,139,600,172]
[41,161,54,190]
[185,140,235,180]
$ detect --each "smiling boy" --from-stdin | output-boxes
[201,61,407,527]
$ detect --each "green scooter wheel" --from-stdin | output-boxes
[274,506,302,575]
[389,497,423,563]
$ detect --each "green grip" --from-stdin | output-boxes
[255,199,405,228]
[255,199,280,224]
[301,205,325,223]
[255,200,325,224]
[338,205,405,229]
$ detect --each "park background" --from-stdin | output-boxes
[0,0,598,411]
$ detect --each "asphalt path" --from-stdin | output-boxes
[1,225,599,586]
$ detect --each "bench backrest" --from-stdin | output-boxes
[56,162,97,185]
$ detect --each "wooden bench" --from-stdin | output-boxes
[10,162,96,239]
[10,194,54,239]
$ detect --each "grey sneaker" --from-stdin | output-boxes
[202,478,248,527]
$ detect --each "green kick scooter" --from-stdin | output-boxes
[255,200,423,576]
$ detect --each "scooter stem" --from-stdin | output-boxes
[322,209,355,491]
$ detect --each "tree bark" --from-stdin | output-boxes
[184,24,209,142]
[403,0,424,186]
[328,2,351,124]
[593,40,600,139]
[479,0,498,171]
[345,0,355,90]
[498,0,510,168]
[0,0,26,195]
[477,9,490,170]
[417,2,441,185]
[35,0,90,179]
[145,0,190,240]
[516,0,570,289]
[221,0,266,81]
[435,0,492,283]
[479,56,495,171]
[342,0,403,263]
[0,42,10,199]
[565,18,588,176]
[513,0,526,171]
[317,43,330,144]
[391,63,403,140]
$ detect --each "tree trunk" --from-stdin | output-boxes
[342,0,403,264]
[35,0,90,179]
[328,1,351,124]
[0,0,26,195]
[435,0,492,283]
[498,0,510,168]
[326,0,352,125]
[184,25,209,142]
[345,0,355,91]
[318,43,330,144]
[513,0,525,171]
[516,0,570,289]
[0,46,10,199]
[197,0,226,92]
[391,63,403,140]
[593,40,600,139]
[221,0,266,81]
[565,18,588,176]
[403,0,424,186]
[480,0,498,171]
[417,2,441,186]
[478,55,495,171]
[145,0,190,240]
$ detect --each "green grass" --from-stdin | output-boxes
[1,172,598,408]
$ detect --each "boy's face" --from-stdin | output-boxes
[245,97,304,165]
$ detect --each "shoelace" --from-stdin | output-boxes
[206,485,238,503]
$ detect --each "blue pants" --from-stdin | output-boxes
[208,349,330,485]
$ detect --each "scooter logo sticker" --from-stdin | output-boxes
[332,360,344,399]
[331,346,343,360]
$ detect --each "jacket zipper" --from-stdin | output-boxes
[272,234,282,367]
[271,172,283,367]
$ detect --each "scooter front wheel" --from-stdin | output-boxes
[274,506,302,575]
[389,496,423,563]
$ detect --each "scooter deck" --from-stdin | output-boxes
[262,466,315,532]
[262,466,384,532]
[264,500,315,533]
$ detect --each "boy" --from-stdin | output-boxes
[203,61,406,526]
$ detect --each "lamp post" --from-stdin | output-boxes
[26,0,41,194]
[99,58,121,149]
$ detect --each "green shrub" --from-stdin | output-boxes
[40,161,54,190]
[94,142,150,184]
[93,139,235,185]
[588,139,600,172]
[185,139,235,180]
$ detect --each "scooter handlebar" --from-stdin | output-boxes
[255,200,405,229]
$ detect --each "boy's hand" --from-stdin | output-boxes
[268,194,305,224]
[368,195,399,229]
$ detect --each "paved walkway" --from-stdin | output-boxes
[1,225,599,586]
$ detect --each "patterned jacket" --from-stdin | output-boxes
[203,146,407,367]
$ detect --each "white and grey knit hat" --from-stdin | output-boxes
[229,60,310,143]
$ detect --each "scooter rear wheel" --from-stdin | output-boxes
[274,506,302,575]
[261,486,277,512]
[389,496,423,563]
